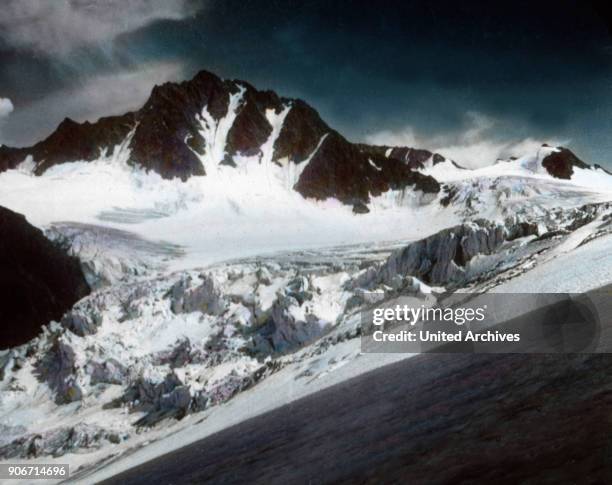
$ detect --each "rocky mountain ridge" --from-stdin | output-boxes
[0,70,441,209]
[2,69,603,211]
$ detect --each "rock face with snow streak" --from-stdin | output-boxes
[0,68,608,215]
[296,132,440,205]
[4,68,605,211]
[0,206,90,349]
[0,69,439,207]
[358,144,450,170]
[0,114,136,174]
[541,146,590,179]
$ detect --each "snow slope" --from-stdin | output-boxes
[0,142,451,272]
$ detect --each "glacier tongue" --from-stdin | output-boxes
[1,199,612,478]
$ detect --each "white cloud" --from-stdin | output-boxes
[0,98,14,118]
[0,0,202,56]
[0,97,14,145]
[0,62,185,147]
[365,112,567,168]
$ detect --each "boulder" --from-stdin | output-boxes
[352,201,370,214]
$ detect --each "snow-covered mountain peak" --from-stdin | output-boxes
[0,69,441,210]
[419,144,612,186]
[0,68,610,224]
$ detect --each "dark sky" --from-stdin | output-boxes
[1,0,612,168]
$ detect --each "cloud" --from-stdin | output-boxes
[0,98,14,118]
[365,112,567,168]
[0,0,202,56]
[0,97,14,144]
[0,61,185,147]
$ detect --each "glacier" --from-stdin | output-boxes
[0,109,612,483]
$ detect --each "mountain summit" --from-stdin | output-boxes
[0,69,606,212]
[0,70,442,211]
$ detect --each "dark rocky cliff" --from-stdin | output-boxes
[0,206,90,349]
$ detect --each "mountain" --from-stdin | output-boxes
[0,67,612,477]
[0,206,90,349]
[0,70,440,211]
[1,69,607,216]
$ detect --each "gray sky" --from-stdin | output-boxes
[1,0,612,168]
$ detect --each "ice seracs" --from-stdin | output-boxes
[2,198,611,472]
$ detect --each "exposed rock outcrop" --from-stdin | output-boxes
[0,114,136,174]
[273,100,329,162]
[0,206,90,349]
[358,144,450,169]
[541,147,590,179]
[296,132,440,205]
[129,70,230,180]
